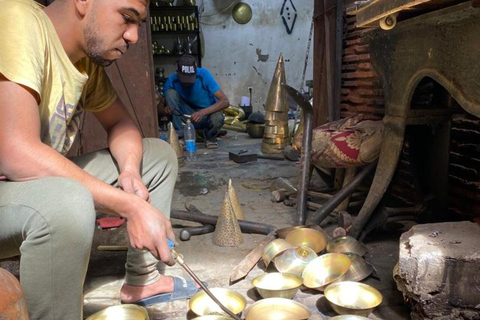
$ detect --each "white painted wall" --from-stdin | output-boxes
[197,0,314,112]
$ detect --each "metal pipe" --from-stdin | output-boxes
[308,161,377,225]
[283,85,314,225]
[171,209,276,235]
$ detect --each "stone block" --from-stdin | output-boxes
[394,221,480,320]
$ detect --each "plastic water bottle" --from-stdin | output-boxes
[184,119,197,161]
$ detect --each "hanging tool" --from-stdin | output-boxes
[166,239,242,320]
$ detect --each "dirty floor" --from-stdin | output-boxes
[83,131,412,320]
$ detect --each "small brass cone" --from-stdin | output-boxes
[227,179,245,220]
[212,191,244,247]
[265,53,287,113]
[167,122,184,162]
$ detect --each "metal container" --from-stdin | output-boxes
[232,2,253,24]
[302,253,351,291]
[285,227,327,253]
[262,239,294,267]
[273,246,317,276]
[326,236,368,256]
[191,316,235,320]
[340,253,374,282]
[189,288,246,317]
[246,123,265,139]
[251,272,303,299]
[324,281,382,317]
[245,297,311,320]
[85,305,149,320]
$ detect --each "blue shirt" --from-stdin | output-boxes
[163,68,220,109]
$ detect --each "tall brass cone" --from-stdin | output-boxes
[167,122,184,165]
[227,179,245,220]
[262,53,289,154]
[212,191,244,247]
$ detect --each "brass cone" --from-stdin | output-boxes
[262,53,289,154]
[212,191,244,247]
[265,53,287,113]
[167,122,184,165]
[227,179,245,220]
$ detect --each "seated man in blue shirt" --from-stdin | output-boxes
[163,54,229,148]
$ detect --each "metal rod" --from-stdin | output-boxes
[308,161,377,225]
[174,252,242,320]
[283,85,314,225]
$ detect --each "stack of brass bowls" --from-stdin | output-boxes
[261,53,290,154]
[245,297,311,320]
[251,272,303,299]
[285,227,328,254]
[324,281,382,317]
[189,288,246,317]
[302,253,351,291]
[273,246,317,276]
[86,305,149,320]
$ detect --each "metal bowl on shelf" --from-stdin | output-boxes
[324,281,383,317]
[85,304,149,320]
[189,288,246,317]
[245,297,311,320]
[251,272,303,299]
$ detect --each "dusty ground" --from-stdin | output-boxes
[83,131,412,319]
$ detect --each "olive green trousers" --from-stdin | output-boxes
[0,138,178,320]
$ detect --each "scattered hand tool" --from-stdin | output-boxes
[167,239,242,320]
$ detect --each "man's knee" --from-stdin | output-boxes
[164,89,181,106]
[209,111,225,128]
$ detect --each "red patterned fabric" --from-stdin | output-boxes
[295,115,384,168]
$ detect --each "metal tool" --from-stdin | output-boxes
[167,239,242,320]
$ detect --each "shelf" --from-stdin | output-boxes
[150,5,197,12]
[151,30,199,34]
[153,53,200,58]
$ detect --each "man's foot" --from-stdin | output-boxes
[218,130,228,137]
[120,275,175,304]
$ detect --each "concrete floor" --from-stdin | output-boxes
[83,131,412,320]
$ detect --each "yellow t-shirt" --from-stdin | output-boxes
[0,0,118,155]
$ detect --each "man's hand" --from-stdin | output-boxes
[118,171,150,202]
[125,195,176,263]
[191,110,206,123]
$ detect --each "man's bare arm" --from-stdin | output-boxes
[0,75,174,262]
[191,89,229,123]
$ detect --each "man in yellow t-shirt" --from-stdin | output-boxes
[0,0,198,319]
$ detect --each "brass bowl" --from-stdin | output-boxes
[251,272,303,299]
[245,297,311,320]
[262,239,294,267]
[302,253,351,291]
[246,123,265,139]
[191,316,236,320]
[324,281,383,317]
[326,236,368,256]
[232,2,253,25]
[189,288,246,317]
[340,253,374,282]
[285,228,327,253]
[330,316,370,320]
[273,246,317,276]
[86,305,149,320]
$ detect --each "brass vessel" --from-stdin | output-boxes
[251,272,303,299]
[302,253,351,291]
[326,236,368,256]
[273,246,317,276]
[262,239,294,267]
[85,304,149,320]
[285,227,327,253]
[245,297,310,320]
[324,281,382,317]
[189,288,246,317]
